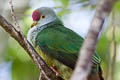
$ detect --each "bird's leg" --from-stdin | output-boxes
[50,66,59,76]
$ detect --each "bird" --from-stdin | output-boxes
[27,7,104,80]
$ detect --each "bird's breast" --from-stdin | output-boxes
[27,25,47,46]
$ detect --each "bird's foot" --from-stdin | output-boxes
[50,66,59,76]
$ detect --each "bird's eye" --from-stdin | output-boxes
[41,15,45,19]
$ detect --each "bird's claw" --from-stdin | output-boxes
[50,66,59,76]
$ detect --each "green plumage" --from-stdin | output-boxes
[28,7,104,80]
[35,19,101,69]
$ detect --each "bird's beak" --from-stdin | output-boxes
[31,21,38,28]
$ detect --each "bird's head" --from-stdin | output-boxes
[31,7,57,27]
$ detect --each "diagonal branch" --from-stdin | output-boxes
[0,15,63,80]
[71,0,116,80]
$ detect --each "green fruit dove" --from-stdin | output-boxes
[27,7,104,80]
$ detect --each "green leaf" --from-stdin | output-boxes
[57,9,70,17]
[114,1,120,12]
[12,59,39,80]
[54,0,69,7]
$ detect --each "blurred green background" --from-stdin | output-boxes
[0,0,120,80]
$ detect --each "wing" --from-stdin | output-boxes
[36,24,101,69]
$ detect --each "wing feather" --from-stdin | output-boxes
[36,25,101,69]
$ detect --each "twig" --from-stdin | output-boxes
[9,0,21,31]
[0,15,63,80]
[71,0,116,80]
[110,10,117,80]
[39,73,42,80]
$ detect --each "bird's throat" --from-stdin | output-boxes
[27,25,47,46]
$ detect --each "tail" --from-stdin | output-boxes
[88,65,104,80]
[98,66,104,80]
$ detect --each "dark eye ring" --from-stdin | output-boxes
[42,15,45,18]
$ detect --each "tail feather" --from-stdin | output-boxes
[88,66,104,80]
[98,66,104,80]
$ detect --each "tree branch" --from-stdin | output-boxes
[71,0,116,80]
[0,15,63,80]
[110,10,117,80]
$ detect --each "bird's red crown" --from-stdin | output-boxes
[32,10,40,21]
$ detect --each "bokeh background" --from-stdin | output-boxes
[0,0,120,80]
